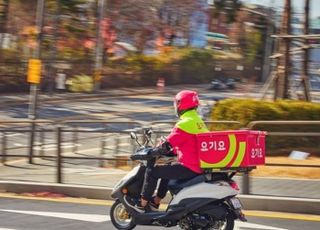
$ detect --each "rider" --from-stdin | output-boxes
[125,90,209,212]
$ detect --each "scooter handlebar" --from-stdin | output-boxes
[130,147,156,161]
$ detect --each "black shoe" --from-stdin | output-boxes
[150,197,160,211]
[123,196,147,213]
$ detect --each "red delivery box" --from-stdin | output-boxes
[196,130,266,169]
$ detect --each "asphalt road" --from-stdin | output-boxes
[0,87,238,160]
[0,196,319,230]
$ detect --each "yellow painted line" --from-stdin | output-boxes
[0,158,27,166]
[244,210,320,222]
[0,193,319,222]
[0,192,113,206]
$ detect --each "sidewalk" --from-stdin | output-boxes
[0,158,319,215]
[0,84,207,106]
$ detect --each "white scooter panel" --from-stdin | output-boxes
[170,182,238,205]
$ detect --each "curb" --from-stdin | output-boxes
[0,181,319,215]
[239,195,320,215]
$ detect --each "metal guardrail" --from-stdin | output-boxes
[244,120,320,194]
[0,120,319,196]
[0,119,54,164]
[247,120,320,129]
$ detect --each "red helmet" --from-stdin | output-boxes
[174,90,199,115]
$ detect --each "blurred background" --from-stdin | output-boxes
[0,0,319,94]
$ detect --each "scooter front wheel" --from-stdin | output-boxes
[110,199,136,230]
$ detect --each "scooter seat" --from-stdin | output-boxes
[168,174,206,194]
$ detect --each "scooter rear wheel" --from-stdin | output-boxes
[206,212,234,230]
[223,213,235,230]
[214,212,234,230]
[110,199,136,230]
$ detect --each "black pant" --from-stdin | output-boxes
[141,163,199,201]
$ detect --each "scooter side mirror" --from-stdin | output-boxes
[144,128,153,137]
[130,132,138,140]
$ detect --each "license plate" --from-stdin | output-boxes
[230,198,242,209]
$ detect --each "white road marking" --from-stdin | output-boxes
[2,133,24,137]
[235,221,289,230]
[0,209,110,223]
[33,142,79,151]
[0,209,290,229]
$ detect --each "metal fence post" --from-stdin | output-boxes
[40,127,45,157]
[56,126,62,183]
[72,126,78,154]
[28,122,36,164]
[242,171,250,195]
[99,137,106,167]
[1,132,7,164]
[113,136,120,167]
[114,136,120,157]
[127,136,134,168]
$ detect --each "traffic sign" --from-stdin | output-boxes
[27,59,41,84]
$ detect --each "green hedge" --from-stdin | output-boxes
[211,99,320,125]
[210,99,320,156]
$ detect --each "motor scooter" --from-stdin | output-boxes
[110,129,247,230]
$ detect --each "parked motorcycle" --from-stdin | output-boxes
[110,129,246,230]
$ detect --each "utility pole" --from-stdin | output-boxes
[94,0,106,91]
[275,0,291,99]
[28,0,45,164]
[282,0,291,99]
[301,0,311,101]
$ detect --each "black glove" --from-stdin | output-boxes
[130,147,153,161]
[150,141,174,156]
[149,147,166,156]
